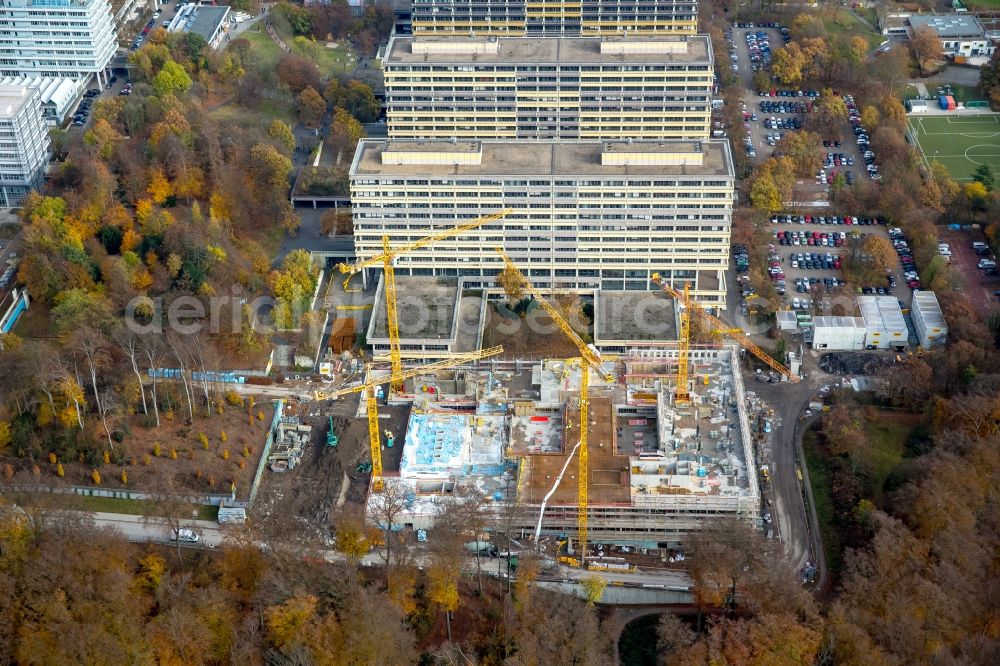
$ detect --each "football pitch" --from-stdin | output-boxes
[907,113,1000,182]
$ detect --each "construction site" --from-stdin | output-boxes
[340,344,760,554]
[289,216,793,560]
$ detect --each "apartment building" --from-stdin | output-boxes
[383,35,713,140]
[0,84,49,207]
[411,0,699,36]
[0,0,117,85]
[349,138,734,305]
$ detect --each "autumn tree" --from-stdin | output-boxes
[152,60,193,96]
[843,234,897,285]
[775,131,822,177]
[772,43,806,85]
[328,107,363,155]
[248,143,292,205]
[266,119,296,154]
[140,486,200,564]
[911,26,942,76]
[268,249,319,328]
[325,79,381,122]
[276,53,322,94]
[811,89,849,133]
[860,104,880,131]
[366,480,410,584]
[497,262,527,306]
[749,171,782,212]
[296,85,326,127]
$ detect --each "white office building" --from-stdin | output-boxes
[349,138,735,306]
[0,0,117,85]
[0,84,49,207]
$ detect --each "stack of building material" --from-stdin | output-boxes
[328,317,356,352]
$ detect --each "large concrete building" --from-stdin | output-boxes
[382,35,713,140]
[0,0,117,85]
[0,84,49,207]
[410,0,699,36]
[349,138,735,305]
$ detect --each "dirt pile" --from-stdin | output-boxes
[819,352,894,375]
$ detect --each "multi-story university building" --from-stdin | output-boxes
[0,83,49,207]
[411,0,699,36]
[383,34,712,140]
[349,138,734,305]
[0,0,117,84]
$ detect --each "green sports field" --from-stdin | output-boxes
[907,113,1000,182]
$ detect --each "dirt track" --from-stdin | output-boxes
[255,395,411,528]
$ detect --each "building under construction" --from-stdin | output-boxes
[367,345,759,550]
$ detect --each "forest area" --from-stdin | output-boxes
[0,5,388,490]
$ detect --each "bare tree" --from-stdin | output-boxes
[115,327,148,417]
[69,325,110,420]
[366,480,410,584]
[1,491,95,546]
[97,388,123,451]
[139,333,167,426]
[141,484,201,565]
[166,332,195,423]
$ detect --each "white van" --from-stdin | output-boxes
[978,259,996,270]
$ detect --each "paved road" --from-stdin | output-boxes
[745,364,824,577]
[91,511,692,587]
[94,511,225,546]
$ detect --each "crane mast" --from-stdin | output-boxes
[676,284,691,403]
[495,248,613,563]
[337,210,512,392]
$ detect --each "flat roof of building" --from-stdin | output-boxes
[858,295,906,332]
[814,315,865,328]
[912,290,946,328]
[386,35,712,65]
[352,139,734,178]
[369,275,460,341]
[0,85,35,117]
[595,291,677,343]
[909,14,986,38]
[173,5,230,42]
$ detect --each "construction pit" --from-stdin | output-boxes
[365,346,760,554]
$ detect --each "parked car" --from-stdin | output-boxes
[172,528,200,543]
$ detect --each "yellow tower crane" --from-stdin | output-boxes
[495,248,614,562]
[676,283,692,403]
[317,346,505,492]
[338,209,512,390]
[650,274,799,384]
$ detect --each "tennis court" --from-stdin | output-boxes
[907,113,1000,182]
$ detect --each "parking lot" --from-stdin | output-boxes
[940,228,1000,316]
[727,26,876,194]
[766,214,916,312]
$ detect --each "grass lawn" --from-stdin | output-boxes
[208,97,295,126]
[907,113,1000,182]
[860,412,919,504]
[803,430,842,577]
[20,494,219,521]
[270,19,357,76]
[236,27,284,73]
[822,9,880,44]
